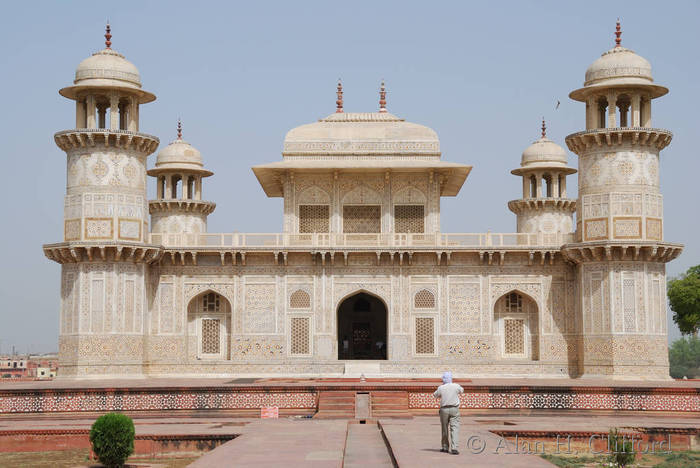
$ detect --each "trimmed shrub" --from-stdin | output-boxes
[607,428,636,467]
[89,412,135,467]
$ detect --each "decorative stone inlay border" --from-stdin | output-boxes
[0,390,317,414]
[1,384,697,414]
[409,390,699,412]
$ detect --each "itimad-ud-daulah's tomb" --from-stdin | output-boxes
[39,21,685,387]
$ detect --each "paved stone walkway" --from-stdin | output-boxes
[189,419,347,467]
[380,417,553,467]
[343,423,394,467]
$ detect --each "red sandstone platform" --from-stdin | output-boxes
[1,413,698,466]
[0,377,698,416]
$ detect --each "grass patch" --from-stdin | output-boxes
[540,450,700,467]
[0,448,200,468]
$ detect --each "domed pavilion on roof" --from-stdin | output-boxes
[44,22,682,380]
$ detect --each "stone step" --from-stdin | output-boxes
[314,391,357,419]
[371,391,412,419]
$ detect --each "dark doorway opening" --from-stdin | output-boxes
[337,292,387,360]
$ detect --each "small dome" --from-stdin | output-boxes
[74,48,142,89]
[584,46,653,87]
[59,30,156,104]
[512,136,576,176]
[149,121,211,176]
[569,25,667,102]
[522,138,567,166]
[152,138,210,172]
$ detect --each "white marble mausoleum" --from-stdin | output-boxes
[45,23,682,379]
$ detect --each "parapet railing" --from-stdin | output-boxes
[148,232,574,249]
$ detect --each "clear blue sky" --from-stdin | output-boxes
[0,0,697,353]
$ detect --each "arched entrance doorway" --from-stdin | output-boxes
[337,292,387,360]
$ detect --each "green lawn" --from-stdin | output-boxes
[0,448,200,468]
[541,450,700,467]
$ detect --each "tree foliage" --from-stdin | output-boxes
[89,413,135,468]
[668,335,700,379]
[667,265,700,336]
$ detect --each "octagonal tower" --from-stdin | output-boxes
[562,21,682,379]
[508,120,576,238]
[43,26,161,378]
[148,120,216,237]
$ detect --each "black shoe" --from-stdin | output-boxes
[450,450,459,455]
[440,448,448,453]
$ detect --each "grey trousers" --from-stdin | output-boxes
[439,406,460,451]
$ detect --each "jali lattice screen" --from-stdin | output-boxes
[299,205,329,233]
[290,317,310,354]
[395,205,425,233]
[201,318,221,354]
[504,318,525,355]
[414,289,435,309]
[343,205,381,233]
[290,289,311,309]
[415,317,435,354]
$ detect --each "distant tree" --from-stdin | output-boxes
[668,336,700,379]
[667,265,700,336]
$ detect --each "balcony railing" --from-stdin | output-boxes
[148,232,574,249]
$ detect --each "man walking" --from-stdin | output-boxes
[434,371,464,454]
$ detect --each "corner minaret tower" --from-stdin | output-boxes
[148,120,216,235]
[44,25,161,377]
[508,120,576,236]
[563,21,682,379]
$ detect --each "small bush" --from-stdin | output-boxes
[89,413,135,467]
[607,428,635,467]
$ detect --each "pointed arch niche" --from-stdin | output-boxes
[493,291,539,360]
[187,291,232,360]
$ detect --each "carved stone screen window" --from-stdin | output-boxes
[415,317,435,354]
[505,293,523,313]
[201,318,221,354]
[203,292,221,312]
[395,205,425,233]
[299,205,329,233]
[290,317,310,355]
[343,205,381,233]
[290,289,311,309]
[414,289,435,309]
[504,318,525,355]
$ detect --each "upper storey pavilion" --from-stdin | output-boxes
[152,81,574,265]
[252,81,471,237]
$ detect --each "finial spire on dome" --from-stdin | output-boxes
[336,79,343,113]
[379,80,387,113]
[105,22,112,49]
[177,118,182,140]
[541,117,547,139]
[615,18,621,47]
